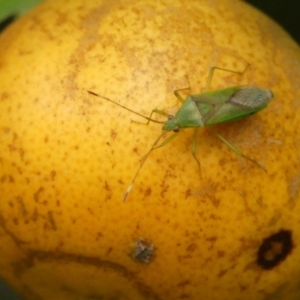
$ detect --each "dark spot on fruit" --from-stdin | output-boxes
[186,243,197,252]
[177,280,191,287]
[110,129,117,140]
[104,181,110,191]
[47,211,57,231]
[145,188,151,197]
[257,229,293,270]
[131,238,154,264]
[185,189,191,199]
[50,170,56,181]
[33,187,44,203]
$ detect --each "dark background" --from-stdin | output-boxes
[0,1,299,299]
[247,0,300,43]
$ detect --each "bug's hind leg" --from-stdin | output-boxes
[205,63,250,92]
[213,130,266,171]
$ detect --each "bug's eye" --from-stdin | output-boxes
[168,115,174,120]
[173,127,179,133]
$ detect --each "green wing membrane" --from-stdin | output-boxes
[193,86,273,125]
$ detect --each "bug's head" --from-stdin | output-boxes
[162,115,179,132]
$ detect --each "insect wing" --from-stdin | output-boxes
[199,87,273,125]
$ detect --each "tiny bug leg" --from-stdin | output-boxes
[174,75,192,103]
[131,108,169,126]
[212,130,266,171]
[152,132,179,149]
[174,77,204,177]
[205,64,250,92]
[191,127,202,178]
[123,131,178,201]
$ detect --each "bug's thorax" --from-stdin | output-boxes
[163,95,205,132]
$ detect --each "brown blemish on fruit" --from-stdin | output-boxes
[257,229,293,270]
[206,236,218,243]
[288,173,300,209]
[209,195,221,208]
[0,212,161,300]
[185,189,191,199]
[15,196,28,216]
[179,293,191,299]
[144,187,151,198]
[104,181,110,192]
[50,170,56,181]
[14,248,161,300]
[177,280,191,287]
[8,144,25,161]
[0,213,27,248]
[47,211,57,231]
[31,207,38,222]
[131,237,154,264]
[110,129,117,140]
[218,269,228,278]
[2,126,10,133]
[186,243,197,253]
[33,187,44,204]
[217,250,226,258]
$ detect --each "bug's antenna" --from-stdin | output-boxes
[88,91,164,124]
[123,131,168,201]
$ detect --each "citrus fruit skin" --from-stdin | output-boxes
[0,0,300,299]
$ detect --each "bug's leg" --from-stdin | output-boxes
[123,131,179,201]
[152,132,179,149]
[174,75,192,103]
[212,130,266,171]
[131,108,169,125]
[191,127,202,178]
[205,63,250,92]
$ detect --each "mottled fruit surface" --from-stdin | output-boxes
[0,0,300,299]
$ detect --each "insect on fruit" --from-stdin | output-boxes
[88,64,274,201]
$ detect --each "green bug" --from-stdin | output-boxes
[88,65,274,201]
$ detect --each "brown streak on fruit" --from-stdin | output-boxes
[15,196,28,217]
[15,249,162,300]
[47,211,57,231]
[33,187,44,204]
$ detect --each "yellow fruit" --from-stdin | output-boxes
[1,0,300,299]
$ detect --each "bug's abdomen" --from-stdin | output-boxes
[202,86,274,125]
[229,87,273,109]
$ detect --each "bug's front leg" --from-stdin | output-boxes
[174,75,192,103]
[131,108,169,125]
